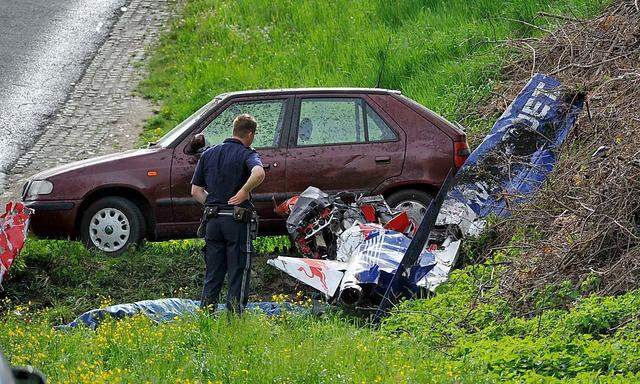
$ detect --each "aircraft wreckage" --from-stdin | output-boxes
[268,73,585,309]
[0,73,584,323]
[0,202,32,288]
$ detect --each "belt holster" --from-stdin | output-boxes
[249,213,259,241]
[197,206,220,238]
[204,205,220,219]
[233,206,253,223]
[232,206,258,240]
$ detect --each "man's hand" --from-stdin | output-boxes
[228,165,265,205]
[228,188,250,205]
[191,185,208,205]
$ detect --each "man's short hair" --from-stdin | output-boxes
[233,114,257,138]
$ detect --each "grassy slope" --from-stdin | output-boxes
[3,237,291,321]
[2,269,639,383]
[139,0,603,143]
[3,0,628,383]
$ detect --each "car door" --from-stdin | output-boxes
[170,96,291,234]
[285,95,405,196]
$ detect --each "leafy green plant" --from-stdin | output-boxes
[253,235,290,255]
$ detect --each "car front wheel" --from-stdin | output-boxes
[386,189,434,227]
[80,197,145,255]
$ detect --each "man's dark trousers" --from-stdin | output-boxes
[201,215,252,313]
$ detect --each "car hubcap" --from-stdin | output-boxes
[394,200,428,227]
[89,208,130,252]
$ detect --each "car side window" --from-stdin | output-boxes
[297,98,365,146]
[366,104,397,142]
[202,100,286,148]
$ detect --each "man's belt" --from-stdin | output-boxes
[203,205,255,222]
[198,205,258,238]
[204,206,232,218]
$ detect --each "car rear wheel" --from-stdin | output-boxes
[386,189,434,227]
[80,197,145,255]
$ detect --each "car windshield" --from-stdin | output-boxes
[154,95,225,147]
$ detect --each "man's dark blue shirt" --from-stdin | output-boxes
[191,138,262,208]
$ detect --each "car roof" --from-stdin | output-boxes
[219,87,401,98]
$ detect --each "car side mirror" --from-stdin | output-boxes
[12,367,46,384]
[185,133,206,155]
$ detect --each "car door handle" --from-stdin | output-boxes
[375,156,391,163]
[263,162,278,170]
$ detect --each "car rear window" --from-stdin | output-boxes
[296,98,397,146]
[366,104,397,141]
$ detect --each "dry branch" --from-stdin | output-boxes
[473,0,640,310]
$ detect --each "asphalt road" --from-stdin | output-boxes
[0,0,126,192]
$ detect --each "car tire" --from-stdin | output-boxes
[386,189,434,226]
[80,197,145,255]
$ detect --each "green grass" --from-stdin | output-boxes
[2,237,291,322]
[2,266,639,383]
[3,231,638,383]
[139,0,605,144]
[0,310,477,384]
[382,267,640,382]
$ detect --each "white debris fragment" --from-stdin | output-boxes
[335,223,366,262]
[416,239,462,291]
[436,198,485,237]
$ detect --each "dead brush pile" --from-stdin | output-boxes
[476,0,640,306]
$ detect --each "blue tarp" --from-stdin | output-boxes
[58,298,305,329]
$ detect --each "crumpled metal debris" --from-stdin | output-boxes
[0,202,33,287]
[269,73,585,309]
[277,187,410,259]
[421,74,584,296]
[337,224,435,306]
[270,188,430,305]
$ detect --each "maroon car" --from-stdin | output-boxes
[22,88,469,254]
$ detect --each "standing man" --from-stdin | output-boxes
[191,114,265,313]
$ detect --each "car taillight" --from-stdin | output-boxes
[454,140,470,168]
